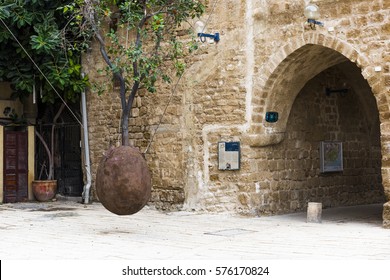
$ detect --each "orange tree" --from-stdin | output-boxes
[74,0,206,146]
[69,0,207,213]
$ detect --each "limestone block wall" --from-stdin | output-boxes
[84,0,390,225]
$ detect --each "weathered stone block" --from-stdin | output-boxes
[307,202,322,223]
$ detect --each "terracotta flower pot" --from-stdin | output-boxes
[32,180,57,202]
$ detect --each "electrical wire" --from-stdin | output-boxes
[144,0,220,154]
[0,18,84,127]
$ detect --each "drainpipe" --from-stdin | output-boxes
[81,74,92,204]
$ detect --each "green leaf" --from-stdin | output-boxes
[0,4,13,19]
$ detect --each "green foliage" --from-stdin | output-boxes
[0,0,90,104]
[71,0,206,144]
[0,0,206,144]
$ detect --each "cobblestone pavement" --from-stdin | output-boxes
[0,200,389,260]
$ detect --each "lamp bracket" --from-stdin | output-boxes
[325,87,348,96]
[307,18,324,29]
[197,32,220,43]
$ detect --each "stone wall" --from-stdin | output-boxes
[84,0,390,225]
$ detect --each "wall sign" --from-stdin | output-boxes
[265,111,279,123]
[218,142,240,170]
[320,141,343,173]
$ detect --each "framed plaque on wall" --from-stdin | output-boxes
[218,142,240,170]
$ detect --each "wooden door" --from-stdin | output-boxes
[3,129,28,203]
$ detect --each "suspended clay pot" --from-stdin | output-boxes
[96,146,151,215]
[32,180,57,202]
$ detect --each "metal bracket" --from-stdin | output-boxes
[197,32,220,43]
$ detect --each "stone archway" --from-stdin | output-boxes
[247,33,374,145]
[246,33,389,226]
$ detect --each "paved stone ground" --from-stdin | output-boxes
[0,200,389,260]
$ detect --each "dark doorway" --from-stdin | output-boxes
[36,103,83,197]
[3,127,28,203]
[56,124,83,196]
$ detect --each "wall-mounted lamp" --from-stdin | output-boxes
[304,3,324,29]
[325,87,348,96]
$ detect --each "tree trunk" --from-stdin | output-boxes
[49,103,65,179]
[121,110,130,146]
[35,130,52,180]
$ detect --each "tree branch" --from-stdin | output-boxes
[94,31,127,111]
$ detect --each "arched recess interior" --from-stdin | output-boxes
[246,34,375,147]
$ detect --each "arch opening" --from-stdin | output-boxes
[249,42,386,217]
[248,44,351,145]
[278,61,385,211]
